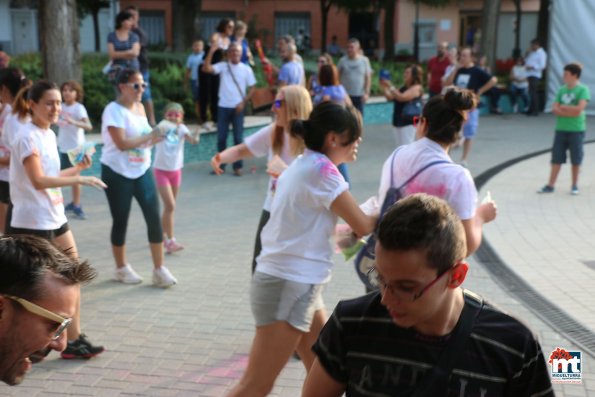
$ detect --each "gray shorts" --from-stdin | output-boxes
[251,271,325,332]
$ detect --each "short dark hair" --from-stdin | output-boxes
[531,38,540,46]
[318,64,339,86]
[0,235,96,301]
[116,68,141,88]
[290,102,362,152]
[564,63,582,78]
[115,10,133,29]
[377,194,467,274]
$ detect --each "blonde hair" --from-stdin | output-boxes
[272,85,312,156]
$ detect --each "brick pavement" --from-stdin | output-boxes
[0,113,593,396]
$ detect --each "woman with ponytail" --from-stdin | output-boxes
[377,87,497,256]
[0,67,30,232]
[8,80,106,359]
[226,102,376,397]
[211,85,312,273]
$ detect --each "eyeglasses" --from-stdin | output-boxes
[127,82,147,91]
[274,99,284,109]
[367,266,453,302]
[4,295,72,341]
[413,116,422,127]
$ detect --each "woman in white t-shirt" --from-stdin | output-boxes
[57,80,93,219]
[9,80,106,359]
[377,88,497,256]
[100,68,177,288]
[509,56,529,113]
[226,103,376,397]
[0,67,30,233]
[210,85,312,273]
[152,102,199,254]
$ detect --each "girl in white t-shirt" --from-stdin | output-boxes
[226,103,376,397]
[210,85,312,272]
[57,80,93,219]
[153,102,199,254]
[9,80,106,359]
[0,67,30,233]
[377,88,497,257]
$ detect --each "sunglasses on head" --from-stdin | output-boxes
[127,82,147,91]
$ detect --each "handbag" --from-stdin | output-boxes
[410,290,484,397]
[401,96,423,123]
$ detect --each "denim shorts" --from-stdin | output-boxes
[463,108,480,139]
[552,130,585,165]
[10,222,70,240]
[0,180,9,204]
[141,70,152,101]
[191,79,199,101]
[250,271,325,332]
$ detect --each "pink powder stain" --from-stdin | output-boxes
[314,157,341,178]
[406,180,448,198]
[185,354,249,384]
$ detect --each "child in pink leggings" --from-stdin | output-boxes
[153,103,199,253]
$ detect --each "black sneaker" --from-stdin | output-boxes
[61,334,105,359]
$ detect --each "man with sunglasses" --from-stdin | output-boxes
[0,235,96,386]
[303,194,553,397]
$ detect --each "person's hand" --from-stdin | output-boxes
[363,93,369,103]
[477,201,497,224]
[235,101,245,114]
[210,153,224,175]
[76,154,92,171]
[80,176,107,190]
[379,79,391,89]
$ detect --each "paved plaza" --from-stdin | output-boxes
[1,112,594,396]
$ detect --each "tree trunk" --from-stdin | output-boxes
[512,0,521,58]
[172,0,201,51]
[479,0,501,71]
[383,0,396,61]
[93,9,100,52]
[39,0,81,84]
[536,0,550,50]
[320,0,330,53]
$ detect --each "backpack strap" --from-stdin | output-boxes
[396,159,451,191]
[410,290,484,397]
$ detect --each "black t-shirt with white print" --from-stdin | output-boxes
[312,290,554,397]
[454,66,492,93]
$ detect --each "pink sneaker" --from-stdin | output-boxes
[164,238,184,254]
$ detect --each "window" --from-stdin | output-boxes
[274,12,311,50]
[416,20,436,45]
[140,10,165,46]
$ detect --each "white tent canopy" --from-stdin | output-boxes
[547,0,595,114]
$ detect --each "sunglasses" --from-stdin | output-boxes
[4,295,72,341]
[127,82,147,91]
[274,99,285,109]
[166,111,183,118]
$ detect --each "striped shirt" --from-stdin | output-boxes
[312,290,554,397]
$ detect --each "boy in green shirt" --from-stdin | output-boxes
[538,63,590,195]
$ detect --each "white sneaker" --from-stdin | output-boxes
[114,264,143,284]
[153,266,178,288]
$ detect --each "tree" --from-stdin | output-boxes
[479,0,501,71]
[536,0,550,50]
[39,0,81,83]
[320,0,333,53]
[77,0,110,52]
[172,0,202,52]
[382,0,397,60]
[512,0,521,58]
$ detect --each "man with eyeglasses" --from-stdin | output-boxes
[303,194,553,397]
[0,235,96,386]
